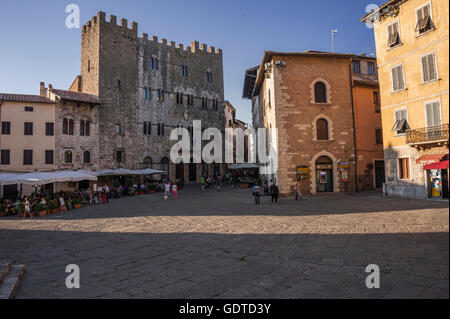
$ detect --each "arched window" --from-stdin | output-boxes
[65,150,73,164]
[160,157,169,176]
[63,118,68,134]
[143,122,148,135]
[143,156,152,168]
[68,119,74,135]
[314,82,327,103]
[80,120,85,136]
[83,151,91,164]
[316,119,329,140]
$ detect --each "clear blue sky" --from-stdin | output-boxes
[0,0,384,124]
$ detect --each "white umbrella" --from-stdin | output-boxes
[53,171,97,182]
[139,168,166,175]
[0,173,21,186]
[228,163,259,170]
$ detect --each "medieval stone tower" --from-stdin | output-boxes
[80,12,225,181]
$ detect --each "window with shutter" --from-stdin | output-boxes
[398,158,410,179]
[375,129,383,145]
[425,101,441,127]
[392,65,405,92]
[45,150,54,165]
[23,150,33,165]
[387,22,401,48]
[316,119,329,140]
[24,122,33,136]
[415,4,434,34]
[421,52,437,83]
[392,109,409,134]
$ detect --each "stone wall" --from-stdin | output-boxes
[270,55,357,195]
[80,12,225,181]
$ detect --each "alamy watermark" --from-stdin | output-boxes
[365,264,380,289]
[65,4,80,29]
[66,264,80,289]
[168,121,278,176]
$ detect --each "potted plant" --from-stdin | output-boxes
[240,180,249,189]
[0,204,7,217]
[37,203,48,217]
[17,203,25,218]
[48,200,59,214]
[147,184,156,194]
[72,197,82,209]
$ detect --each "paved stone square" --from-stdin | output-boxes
[0,186,448,299]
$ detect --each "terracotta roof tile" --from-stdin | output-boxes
[0,93,55,104]
[51,89,101,104]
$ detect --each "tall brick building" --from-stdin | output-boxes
[77,12,225,182]
[244,51,383,195]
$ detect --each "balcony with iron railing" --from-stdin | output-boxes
[406,123,449,146]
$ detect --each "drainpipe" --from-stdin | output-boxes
[349,59,359,193]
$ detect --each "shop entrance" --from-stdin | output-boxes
[189,163,197,182]
[316,156,333,193]
[176,163,184,180]
[374,160,385,188]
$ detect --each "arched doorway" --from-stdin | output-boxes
[316,155,333,193]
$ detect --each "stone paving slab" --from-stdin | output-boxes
[0,186,448,299]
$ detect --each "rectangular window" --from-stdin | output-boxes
[373,91,380,112]
[116,151,123,163]
[1,150,10,165]
[353,60,361,74]
[24,122,33,135]
[392,108,409,134]
[398,158,410,180]
[368,62,376,75]
[25,106,34,112]
[425,101,441,127]
[387,21,401,48]
[115,124,121,134]
[391,64,405,92]
[23,150,33,165]
[421,52,438,83]
[45,122,54,136]
[375,128,383,145]
[1,121,11,135]
[45,150,54,165]
[415,4,434,35]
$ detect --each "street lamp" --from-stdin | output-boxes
[331,29,338,53]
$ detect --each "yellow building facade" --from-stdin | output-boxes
[363,0,449,199]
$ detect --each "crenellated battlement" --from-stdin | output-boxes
[82,11,138,34]
[82,11,222,56]
[138,34,222,56]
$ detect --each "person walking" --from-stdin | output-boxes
[89,188,94,205]
[253,183,261,205]
[105,185,110,203]
[295,178,303,201]
[172,183,178,199]
[200,175,206,190]
[164,181,171,200]
[24,197,32,218]
[271,183,279,204]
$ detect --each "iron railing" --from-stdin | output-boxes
[406,123,449,145]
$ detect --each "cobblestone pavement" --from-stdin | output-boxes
[0,186,448,299]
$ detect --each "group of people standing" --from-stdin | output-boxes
[252,178,303,205]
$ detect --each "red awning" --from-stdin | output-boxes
[416,154,445,165]
[424,160,449,170]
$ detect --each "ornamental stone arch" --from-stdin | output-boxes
[311,114,334,141]
[310,77,332,105]
[309,150,340,194]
